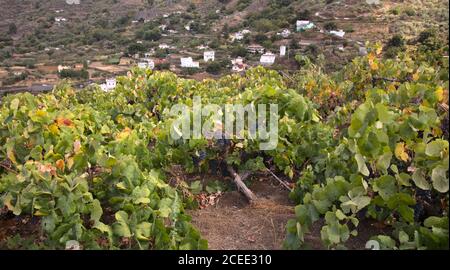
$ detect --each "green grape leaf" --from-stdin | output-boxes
[431,166,449,193]
[355,154,370,176]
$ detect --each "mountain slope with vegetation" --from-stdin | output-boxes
[0,22,448,249]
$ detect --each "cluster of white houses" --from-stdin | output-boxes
[137,53,155,69]
[179,50,214,68]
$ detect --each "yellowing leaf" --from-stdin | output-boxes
[412,72,419,81]
[395,142,409,162]
[435,86,444,102]
[48,124,59,135]
[370,61,379,71]
[34,210,48,216]
[56,159,65,171]
[36,110,47,117]
[375,45,383,55]
[38,163,57,176]
[73,140,81,153]
[7,148,17,164]
[56,117,74,127]
[116,127,132,140]
[67,157,74,170]
[387,83,396,92]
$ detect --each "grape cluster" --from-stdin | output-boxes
[192,150,207,167]
[414,189,433,222]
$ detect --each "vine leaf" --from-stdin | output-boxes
[355,154,369,176]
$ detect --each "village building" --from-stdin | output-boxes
[280,45,287,57]
[138,62,146,69]
[197,45,209,50]
[138,57,155,69]
[260,52,276,66]
[278,29,291,38]
[74,63,84,70]
[203,51,215,62]
[232,32,244,41]
[296,20,314,31]
[159,43,170,49]
[100,78,117,92]
[247,44,265,54]
[231,57,246,72]
[57,65,70,72]
[330,30,346,38]
[55,17,67,22]
[180,57,200,68]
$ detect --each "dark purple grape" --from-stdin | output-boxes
[414,203,425,222]
[198,150,207,161]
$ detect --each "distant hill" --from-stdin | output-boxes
[0,0,448,85]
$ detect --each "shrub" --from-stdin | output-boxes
[324,22,338,31]
[206,62,222,74]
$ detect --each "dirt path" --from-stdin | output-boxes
[188,174,388,250]
[189,177,296,250]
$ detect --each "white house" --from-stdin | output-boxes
[232,32,244,41]
[106,78,116,89]
[247,44,265,54]
[55,17,67,22]
[138,57,155,69]
[330,30,346,38]
[296,20,314,31]
[100,78,117,92]
[57,65,70,72]
[197,45,209,50]
[159,43,170,49]
[180,57,200,68]
[231,57,246,72]
[204,51,215,62]
[280,46,287,57]
[138,60,155,69]
[278,29,291,38]
[138,62,148,69]
[260,52,276,66]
